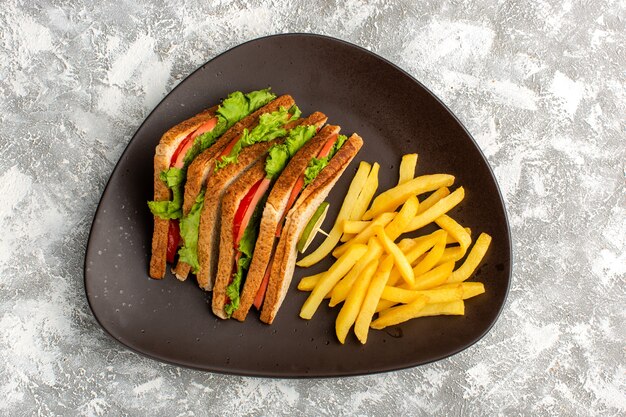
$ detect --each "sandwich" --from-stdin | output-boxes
[220,123,363,322]
[147,88,278,279]
[173,99,304,291]
[211,112,328,318]
[259,133,363,323]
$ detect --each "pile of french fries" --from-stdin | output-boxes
[296,154,492,344]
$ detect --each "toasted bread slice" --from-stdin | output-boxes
[260,134,363,324]
[149,106,219,279]
[177,139,277,289]
[212,161,268,318]
[232,123,338,322]
[211,112,328,319]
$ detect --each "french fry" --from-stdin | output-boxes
[354,256,394,343]
[329,238,383,307]
[297,162,371,267]
[397,238,418,252]
[412,231,447,276]
[377,300,465,320]
[362,174,455,220]
[404,230,446,265]
[342,220,370,235]
[335,259,378,344]
[381,285,463,304]
[369,296,429,329]
[416,187,450,215]
[385,196,419,240]
[460,282,485,299]
[447,233,492,283]
[375,298,397,313]
[408,261,455,290]
[342,163,380,242]
[386,230,446,287]
[436,282,485,299]
[437,247,466,265]
[436,215,471,251]
[398,153,418,185]
[297,272,325,291]
[332,212,396,258]
[300,244,368,319]
[343,217,442,239]
[406,187,465,232]
[375,225,415,285]
[350,163,379,220]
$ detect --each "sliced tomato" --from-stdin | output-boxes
[317,133,338,158]
[170,117,218,168]
[218,136,239,159]
[253,263,272,310]
[275,174,305,237]
[170,132,194,168]
[233,181,261,247]
[166,220,180,263]
[190,117,218,140]
[234,178,271,247]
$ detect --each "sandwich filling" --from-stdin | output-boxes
[253,133,349,309]
[148,89,276,262]
[223,124,318,316]
[176,105,301,274]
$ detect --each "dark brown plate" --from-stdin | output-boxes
[84,34,511,377]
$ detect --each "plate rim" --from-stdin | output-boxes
[83,32,513,378]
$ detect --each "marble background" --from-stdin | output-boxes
[1,0,624,415]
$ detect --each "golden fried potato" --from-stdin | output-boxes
[300,244,368,319]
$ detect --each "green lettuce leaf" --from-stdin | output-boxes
[183,89,276,167]
[147,168,185,219]
[264,124,317,179]
[223,194,267,317]
[264,146,290,179]
[176,189,205,273]
[303,134,348,186]
[214,105,301,171]
[148,88,275,220]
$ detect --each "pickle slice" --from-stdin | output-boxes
[297,202,330,253]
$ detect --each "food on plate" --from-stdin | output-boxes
[147,88,363,323]
[147,88,279,279]
[362,174,454,221]
[297,202,330,253]
[175,99,303,289]
[398,153,418,185]
[211,112,328,318]
[339,163,379,242]
[354,255,394,343]
[295,161,372,267]
[335,259,378,343]
[239,129,363,325]
[299,244,368,320]
[296,154,492,343]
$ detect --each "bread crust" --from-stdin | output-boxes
[212,162,267,319]
[149,106,219,279]
[232,122,338,322]
[260,134,363,324]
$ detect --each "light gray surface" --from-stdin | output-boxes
[1,0,624,415]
